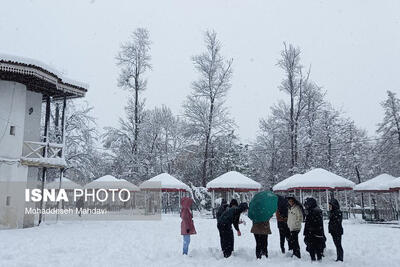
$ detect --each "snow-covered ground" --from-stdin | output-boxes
[0,215,399,267]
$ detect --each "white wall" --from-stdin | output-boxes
[23,90,42,143]
[0,80,42,228]
[0,80,27,159]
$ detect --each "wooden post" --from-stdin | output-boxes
[396,191,399,221]
[300,189,303,204]
[326,189,329,211]
[38,96,51,226]
[211,190,215,209]
[318,191,322,207]
[56,169,64,223]
[178,191,181,210]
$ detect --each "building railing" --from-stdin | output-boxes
[20,141,66,168]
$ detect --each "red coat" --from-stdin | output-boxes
[180,197,196,235]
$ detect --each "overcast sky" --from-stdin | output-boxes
[1,0,400,141]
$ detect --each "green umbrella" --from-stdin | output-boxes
[248,191,278,223]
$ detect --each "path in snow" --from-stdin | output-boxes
[0,215,398,267]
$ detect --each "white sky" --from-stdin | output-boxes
[1,0,400,141]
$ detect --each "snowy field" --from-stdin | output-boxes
[0,215,399,267]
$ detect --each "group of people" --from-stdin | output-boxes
[179,194,344,262]
[277,196,344,262]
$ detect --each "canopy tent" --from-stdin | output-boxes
[140,173,190,212]
[206,171,262,209]
[46,177,82,190]
[354,174,397,193]
[84,175,140,191]
[206,171,262,191]
[139,173,190,192]
[273,168,355,192]
[389,177,400,220]
[272,168,355,210]
[389,177,400,191]
[354,174,398,219]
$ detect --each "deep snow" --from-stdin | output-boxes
[0,215,399,267]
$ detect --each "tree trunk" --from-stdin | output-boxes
[134,78,139,154]
[201,99,215,187]
[290,93,295,170]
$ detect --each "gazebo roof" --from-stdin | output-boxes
[84,175,140,191]
[46,177,82,190]
[139,173,190,192]
[354,174,398,192]
[206,171,261,192]
[273,168,355,192]
[0,53,87,100]
[389,177,400,191]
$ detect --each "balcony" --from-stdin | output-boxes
[20,141,66,168]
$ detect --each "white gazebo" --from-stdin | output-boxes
[139,173,190,212]
[273,168,355,210]
[354,174,398,221]
[84,175,140,209]
[139,173,190,192]
[206,171,262,209]
[389,177,400,219]
[46,177,82,190]
[84,175,140,191]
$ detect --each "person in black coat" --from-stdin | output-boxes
[217,202,248,258]
[276,195,291,253]
[216,199,228,252]
[303,197,326,262]
[216,199,228,220]
[329,198,344,262]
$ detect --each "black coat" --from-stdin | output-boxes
[216,203,228,220]
[303,198,326,251]
[328,199,343,236]
[217,203,248,231]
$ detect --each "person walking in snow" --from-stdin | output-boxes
[217,202,248,258]
[180,197,196,255]
[329,198,344,262]
[251,219,271,259]
[276,195,291,254]
[303,197,326,262]
[287,196,303,259]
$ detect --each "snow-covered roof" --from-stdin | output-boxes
[354,174,398,192]
[0,53,87,99]
[139,173,190,192]
[388,177,400,191]
[84,175,140,191]
[273,168,355,192]
[206,171,261,191]
[46,177,82,190]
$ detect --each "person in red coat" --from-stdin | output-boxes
[180,197,196,255]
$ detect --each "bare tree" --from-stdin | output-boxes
[184,30,233,187]
[116,28,152,155]
[277,43,310,171]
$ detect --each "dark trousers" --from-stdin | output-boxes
[289,230,301,258]
[254,234,268,259]
[308,245,323,261]
[331,234,344,261]
[218,223,234,258]
[278,223,291,252]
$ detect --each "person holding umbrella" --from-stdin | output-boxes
[287,196,304,259]
[248,191,278,259]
